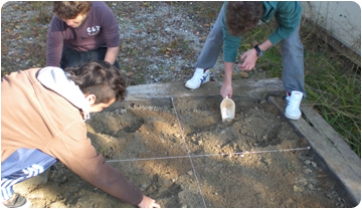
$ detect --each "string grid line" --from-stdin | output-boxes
[105,98,311,208]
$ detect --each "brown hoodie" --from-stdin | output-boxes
[1,67,143,205]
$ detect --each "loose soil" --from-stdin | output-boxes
[15,96,351,208]
[2,1,355,208]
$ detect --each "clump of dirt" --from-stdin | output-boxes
[15,96,351,208]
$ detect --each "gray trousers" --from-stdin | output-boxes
[195,4,306,96]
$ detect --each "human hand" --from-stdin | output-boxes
[220,81,233,99]
[137,195,160,208]
[238,48,258,71]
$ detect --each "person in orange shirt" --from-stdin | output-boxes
[1,61,160,208]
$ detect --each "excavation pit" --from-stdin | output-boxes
[15,79,360,208]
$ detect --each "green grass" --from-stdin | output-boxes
[301,27,360,157]
[28,2,52,24]
[304,51,361,156]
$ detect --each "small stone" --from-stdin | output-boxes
[307,183,315,190]
[240,71,249,78]
[309,179,320,186]
[187,170,193,176]
[303,168,312,174]
[311,162,317,168]
[326,193,333,199]
[304,160,311,165]
[214,192,218,195]
[336,202,344,207]
[59,176,67,183]
[181,204,187,208]
[293,185,304,193]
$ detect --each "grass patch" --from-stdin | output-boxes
[29,2,53,24]
[301,23,360,157]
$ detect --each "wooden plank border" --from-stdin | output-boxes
[269,96,361,205]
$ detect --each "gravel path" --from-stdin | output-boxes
[1,2,229,85]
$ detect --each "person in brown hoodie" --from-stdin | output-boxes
[1,60,160,208]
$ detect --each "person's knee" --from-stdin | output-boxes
[208,26,223,41]
[282,38,303,53]
[61,49,85,69]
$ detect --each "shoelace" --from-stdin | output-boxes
[191,71,205,82]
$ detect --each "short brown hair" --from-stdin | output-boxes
[226,2,264,36]
[53,1,92,20]
[65,61,127,104]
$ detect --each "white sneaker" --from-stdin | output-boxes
[285,91,303,120]
[185,68,210,90]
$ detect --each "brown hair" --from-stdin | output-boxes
[65,61,127,104]
[226,2,264,36]
[53,1,92,20]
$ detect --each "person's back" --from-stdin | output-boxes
[2,67,82,160]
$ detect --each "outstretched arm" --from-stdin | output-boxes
[220,62,234,99]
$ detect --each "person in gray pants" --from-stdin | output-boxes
[185,1,305,120]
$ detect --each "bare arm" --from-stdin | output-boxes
[238,39,273,70]
[104,46,119,65]
[220,40,273,99]
[220,62,234,99]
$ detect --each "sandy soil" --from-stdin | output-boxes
[2,1,357,208]
[14,96,351,208]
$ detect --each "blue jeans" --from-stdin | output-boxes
[60,47,120,69]
[1,149,57,201]
[195,3,306,97]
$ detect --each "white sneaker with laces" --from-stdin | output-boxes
[185,68,210,90]
[285,91,303,120]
